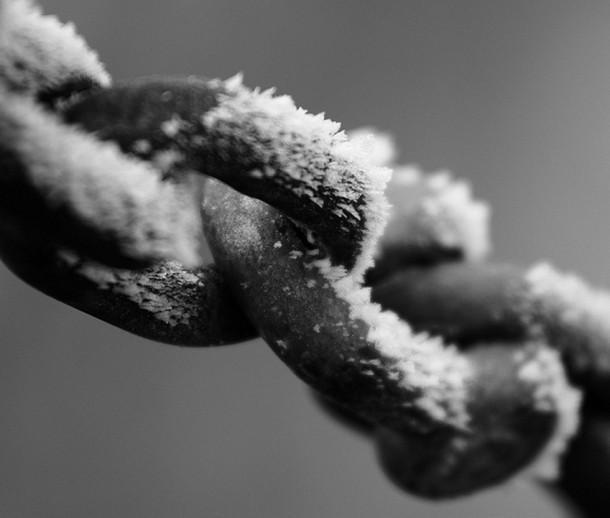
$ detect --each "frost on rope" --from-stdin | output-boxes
[0,0,110,93]
[526,262,610,374]
[380,166,491,262]
[204,75,392,278]
[346,127,397,168]
[202,88,470,425]
[305,131,473,426]
[508,261,610,480]
[319,254,473,426]
[0,88,203,267]
[302,151,488,425]
[60,250,206,327]
[517,345,582,480]
[297,129,577,447]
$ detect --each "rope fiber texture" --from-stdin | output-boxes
[2,1,610,512]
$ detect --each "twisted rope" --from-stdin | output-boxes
[1,0,609,510]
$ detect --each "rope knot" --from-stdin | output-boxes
[2,0,610,503]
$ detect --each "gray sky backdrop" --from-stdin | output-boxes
[4,0,610,516]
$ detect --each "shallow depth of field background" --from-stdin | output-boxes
[3,1,610,516]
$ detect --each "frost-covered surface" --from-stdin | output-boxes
[202,92,580,444]
[60,251,207,327]
[313,257,472,427]
[0,0,595,497]
[517,345,582,480]
[0,3,589,481]
[204,75,392,278]
[0,0,110,93]
[226,120,475,425]
[379,166,491,261]
[346,127,397,168]
[313,257,582,440]
[303,152,579,464]
[0,87,203,267]
[525,263,610,376]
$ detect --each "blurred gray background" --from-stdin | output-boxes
[2,0,610,516]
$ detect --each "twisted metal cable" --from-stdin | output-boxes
[1,1,610,512]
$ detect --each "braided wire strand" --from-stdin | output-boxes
[2,0,610,511]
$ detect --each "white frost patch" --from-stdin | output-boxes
[66,255,201,327]
[346,127,397,168]
[151,149,184,174]
[380,166,491,261]
[314,257,472,427]
[161,115,186,138]
[0,88,202,267]
[525,262,610,372]
[0,0,110,93]
[517,346,582,480]
[203,74,392,279]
